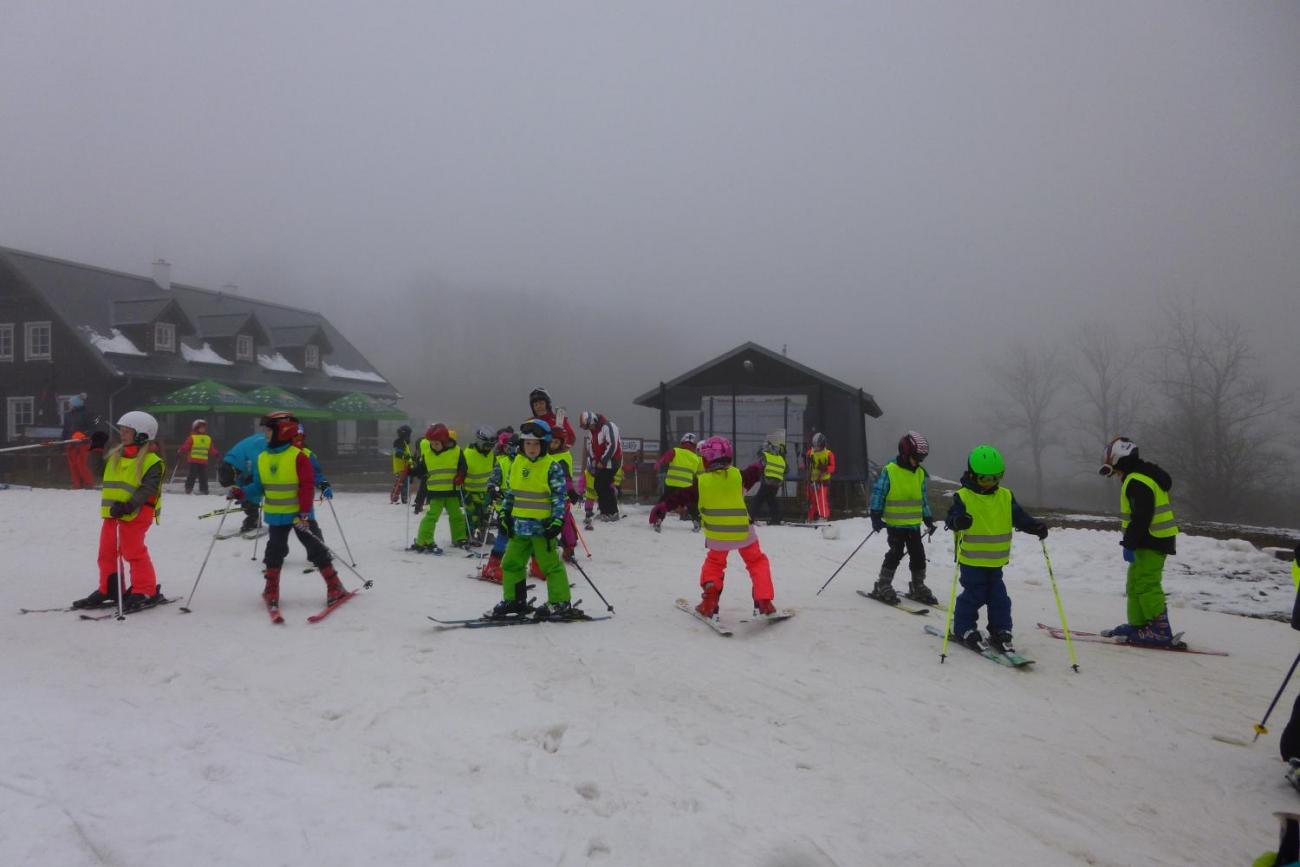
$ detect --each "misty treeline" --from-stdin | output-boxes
[988,298,1296,526]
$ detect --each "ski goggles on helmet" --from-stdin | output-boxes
[519,421,550,441]
[974,472,1003,487]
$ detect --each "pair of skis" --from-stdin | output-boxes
[856,588,938,616]
[266,591,357,625]
[924,624,1034,668]
[428,601,611,631]
[215,527,268,541]
[673,598,796,637]
[1035,622,1228,656]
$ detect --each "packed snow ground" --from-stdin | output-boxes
[3,489,1299,866]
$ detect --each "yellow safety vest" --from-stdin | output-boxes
[1292,559,1299,591]
[100,450,164,522]
[258,446,303,517]
[955,486,1014,568]
[665,447,702,488]
[551,450,574,481]
[584,469,598,502]
[420,441,461,493]
[1120,473,1179,539]
[509,454,554,520]
[697,467,751,543]
[463,448,495,494]
[391,441,412,474]
[808,448,833,482]
[883,462,926,527]
[189,433,211,463]
[763,451,786,484]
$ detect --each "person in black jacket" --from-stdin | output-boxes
[1280,543,1300,764]
[1098,437,1180,646]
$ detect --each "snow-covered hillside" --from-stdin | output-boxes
[2,489,1298,866]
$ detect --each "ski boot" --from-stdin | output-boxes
[871,574,900,605]
[691,518,701,533]
[122,585,163,613]
[1100,622,1138,639]
[535,600,585,621]
[652,519,662,533]
[322,569,348,606]
[562,546,576,564]
[484,597,533,620]
[262,569,281,607]
[695,581,721,620]
[1130,612,1177,647]
[987,629,1016,655]
[583,514,594,531]
[906,576,939,606]
[72,579,120,610]
[953,628,988,652]
[479,553,503,583]
[752,599,779,619]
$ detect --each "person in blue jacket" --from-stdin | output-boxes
[219,419,281,534]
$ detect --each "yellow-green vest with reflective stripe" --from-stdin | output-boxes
[463,447,495,494]
[665,447,702,488]
[495,454,512,486]
[509,454,554,520]
[1293,559,1299,591]
[189,434,211,462]
[883,462,926,527]
[101,450,164,522]
[763,451,786,483]
[391,441,412,473]
[258,447,303,516]
[420,441,461,493]
[697,467,751,543]
[955,486,1014,568]
[1120,473,1178,539]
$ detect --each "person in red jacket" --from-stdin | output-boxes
[805,432,835,521]
[178,418,218,494]
[579,410,622,521]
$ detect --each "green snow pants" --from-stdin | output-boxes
[501,535,570,604]
[1126,548,1168,625]
[416,496,468,546]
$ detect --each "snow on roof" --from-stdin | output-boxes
[258,352,301,373]
[323,361,386,383]
[79,326,146,357]
[180,341,233,366]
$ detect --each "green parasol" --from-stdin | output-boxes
[245,384,333,419]
[143,379,266,414]
[326,392,406,421]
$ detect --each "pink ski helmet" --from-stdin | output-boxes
[697,436,733,469]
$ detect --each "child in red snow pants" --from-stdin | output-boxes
[97,506,158,596]
[699,539,774,601]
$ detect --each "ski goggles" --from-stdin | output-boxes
[974,472,1003,487]
[519,422,550,441]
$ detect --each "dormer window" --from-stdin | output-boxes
[154,321,176,352]
[236,334,254,362]
[304,344,320,369]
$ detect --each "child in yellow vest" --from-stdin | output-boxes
[179,418,217,495]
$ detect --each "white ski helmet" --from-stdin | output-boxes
[117,410,159,443]
[1099,436,1138,476]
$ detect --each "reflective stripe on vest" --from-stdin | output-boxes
[883,462,926,526]
[100,451,164,522]
[697,467,751,542]
[509,455,554,520]
[463,448,495,494]
[420,441,461,492]
[190,434,211,462]
[955,486,1014,567]
[665,448,702,488]
[1120,473,1179,539]
[258,447,303,515]
[763,452,786,483]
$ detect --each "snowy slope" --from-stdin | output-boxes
[2,490,1298,866]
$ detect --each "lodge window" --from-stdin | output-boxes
[24,321,51,361]
[6,396,34,440]
[236,334,254,361]
[304,344,320,369]
[0,323,13,361]
[154,321,176,352]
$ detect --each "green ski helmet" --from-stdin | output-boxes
[967,444,1005,477]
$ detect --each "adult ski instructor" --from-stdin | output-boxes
[580,410,622,521]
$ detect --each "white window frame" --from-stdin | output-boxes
[154,321,176,352]
[0,323,13,361]
[236,334,254,362]
[304,344,320,369]
[24,321,51,361]
[6,396,35,440]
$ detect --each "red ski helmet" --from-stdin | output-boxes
[899,431,929,463]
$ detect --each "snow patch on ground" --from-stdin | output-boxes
[79,326,146,356]
[257,352,300,373]
[322,361,385,383]
[1,492,1296,866]
[180,341,233,365]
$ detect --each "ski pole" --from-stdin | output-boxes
[0,437,81,454]
[574,521,592,559]
[1254,651,1300,741]
[815,529,877,595]
[471,502,498,566]
[325,497,356,567]
[197,504,238,520]
[567,557,614,613]
[939,559,960,662]
[250,503,263,561]
[296,521,374,590]
[1041,539,1080,673]
[180,505,232,613]
[114,520,126,622]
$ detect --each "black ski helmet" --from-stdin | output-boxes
[528,387,552,414]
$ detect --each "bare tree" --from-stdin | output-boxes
[988,341,1067,505]
[1069,321,1145,472]
[1145,299,1289,520]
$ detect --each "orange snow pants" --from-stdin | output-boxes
[699,539,774,603]
[97,507,157,595]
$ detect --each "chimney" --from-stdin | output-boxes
[152,259,172,291]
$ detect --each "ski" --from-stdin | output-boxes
[902,593,944,610]
[427,610,610,630]
[738,608,797,624]
[20,605,81,614]
[79,596,176,621]
[1034,623,1227,656]
[265,599,285,624]
[674,598,734,636]
[857,589,929,615]
[924,624,1034,667]
[306,592,357,623]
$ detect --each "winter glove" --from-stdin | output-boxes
[498,513,514,538]
[1027,522,1049,540]
[486,483,499,501]
[412,502,423,514]
[89,431,109,451]
[293,513,312,529]
[870,513,884,533]
[226,487,245,502]
[566,488,581,505]
[109,501,132,519]
[1123,546,1135,563]
[453,473,465,487]
[543,518,564,540]
[923,517,937,538]
[948,513,974,532]
[320,485,333,500]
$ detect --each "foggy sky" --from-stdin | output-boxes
[2,2,1298,490]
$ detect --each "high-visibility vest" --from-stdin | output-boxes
[1120,473,1179,539]
[258,447,303,517]
[495,454,512,486]
[100,450,164,522]
[697,467,751,543]
[584,469,598,502]
[420,441,461,493]
[883,462,926,527]
[551,450,574,481]
[391,441,412,474]
[808,449,833,482]
[763,451,786,484]
[954,486,1014,568]
[665,447,702,488]
[1293,559,1299,591]
[463,448,495,494]
[509,455,555,520]
[189,434,211,463]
